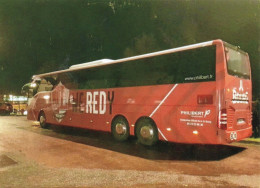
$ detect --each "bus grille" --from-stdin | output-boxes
[227,107,235,127]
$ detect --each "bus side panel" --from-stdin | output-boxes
[28,81,221,144]
[111,85,177,136]
[149,82,219,144]
[109,82,218,144]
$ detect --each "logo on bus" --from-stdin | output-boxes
[232,80,249,104]
[180,109,211,118]
[179,109,212,127]
[54,110,66,123]
[51,83,115,123]
[84,91,114,114]
[232,89,248,104]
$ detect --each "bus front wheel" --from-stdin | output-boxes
[111,116,130,142]
[136,118,158,146]
[39,112,49,129]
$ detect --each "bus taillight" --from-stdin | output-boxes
[219,109,227,130]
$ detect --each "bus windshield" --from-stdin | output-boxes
[225,47,250,79]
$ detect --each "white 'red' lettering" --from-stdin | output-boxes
[99,91,106,114]
[86,92,92,113]
[86,91,107,114]
[93,91,98,114]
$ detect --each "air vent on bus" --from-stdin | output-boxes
[227,107,235,126]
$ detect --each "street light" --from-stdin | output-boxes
[9,95,13,101]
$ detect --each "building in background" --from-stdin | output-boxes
[1,95,28,115]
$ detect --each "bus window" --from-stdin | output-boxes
[70,45,216,90]
[37,79,54,92]
[225,47,250,79]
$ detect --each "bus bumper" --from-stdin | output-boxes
[218,127,252,144]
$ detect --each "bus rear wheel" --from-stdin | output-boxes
[136,118,158,146]
[39,112,49,129]
[111,116,130,142]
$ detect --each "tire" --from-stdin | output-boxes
[136,118,158,146]
[39,112,49,129]
[111,116,130,142]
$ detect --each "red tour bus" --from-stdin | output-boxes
[27,39,252,145]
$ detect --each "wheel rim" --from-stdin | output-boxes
[40,115,45,125]
[115,123,127,135]
[140,126,154,139]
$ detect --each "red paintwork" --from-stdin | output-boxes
[27,40,252,144]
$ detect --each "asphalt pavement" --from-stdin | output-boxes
[0,116,259,187]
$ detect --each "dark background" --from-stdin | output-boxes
[0,0,259,98]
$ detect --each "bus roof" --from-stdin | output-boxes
[32,40,215,80]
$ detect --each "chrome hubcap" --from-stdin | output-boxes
[115,123,127,135]
[140,126,154,139]
[40,115,45,124]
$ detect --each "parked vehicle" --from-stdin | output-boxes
[27,40,252,146]
[0,103,13,115]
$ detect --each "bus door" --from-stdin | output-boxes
[51,83,70,124]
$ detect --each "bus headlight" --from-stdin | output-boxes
[43,95,50,100]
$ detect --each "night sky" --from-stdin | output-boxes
[0,0,259,98]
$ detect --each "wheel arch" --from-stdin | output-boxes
[38,109,45,121]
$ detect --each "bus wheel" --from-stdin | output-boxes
[111,116,130,142]
[136,118,158,146]
[39,112,49,129]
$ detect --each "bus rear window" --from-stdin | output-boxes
[225,47,250,79]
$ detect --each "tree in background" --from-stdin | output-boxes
[0,0,259,98]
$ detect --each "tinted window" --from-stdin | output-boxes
[225,47,250,79]
[55,46,216,89]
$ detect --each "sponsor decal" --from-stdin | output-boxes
[180,110,211,118]
[85,91,114,114]
[232,80,249,104]
[54,110,67,123]
[185,74,213,81]
[69,91,114,114]
[51,83,69,123]
[51,82,115,123]
[179,109,213,127]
